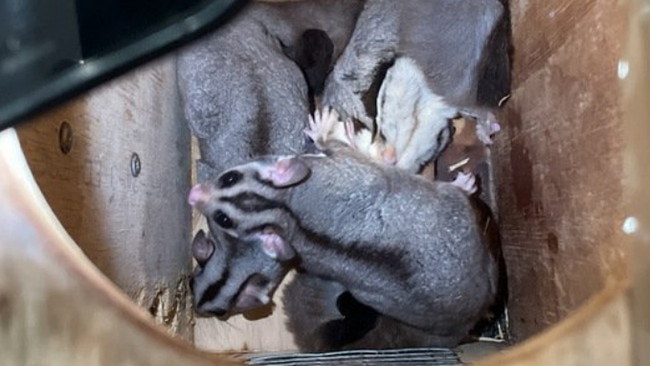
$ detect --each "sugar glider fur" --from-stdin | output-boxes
[321,0,511,145]
[177,0,364,182]
[374,57,459,173]
[190,229,290,318]
[179,0,363,317]
[283,274,489,351]
[189,116,498,347]
[191,225,445,350]
[307,58,460,174]
[306,107,477,192]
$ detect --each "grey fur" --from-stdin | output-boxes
[192,141,498,346]
[190,229,289,318]
[321,0,511,128]
[181,0,505,348]
[177,0,364,181]
[284,274,471,351]
[180,0,364,320]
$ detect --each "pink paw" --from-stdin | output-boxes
[304,106,341,148]
[344,118,358,148]
[475,112,501,145]
[451,171,477,195]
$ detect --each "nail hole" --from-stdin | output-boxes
[58,121,73,155]
[131,153,141,177]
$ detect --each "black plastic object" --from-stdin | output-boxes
[0,0,246,129]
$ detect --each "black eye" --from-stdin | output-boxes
[213,210,234,229]
[219,171,242,189]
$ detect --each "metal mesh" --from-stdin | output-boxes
[246,348,463,366]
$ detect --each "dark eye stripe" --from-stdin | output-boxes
[213,210,235,229]
[196,268,230,307]
[218,171,243,189]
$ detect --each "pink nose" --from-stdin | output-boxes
[188,184,205,206]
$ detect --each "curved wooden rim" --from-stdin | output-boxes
[0,127,240,364]
[477,279,629,365]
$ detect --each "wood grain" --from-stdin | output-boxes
[620,0,650,364]
[16,55,195,340]
[492,0,630,341]
[478,282,632,365]
[0,128,239,365]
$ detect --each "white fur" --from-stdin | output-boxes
[376,57,459,173]
[306,107,388,162]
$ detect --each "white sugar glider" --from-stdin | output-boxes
[375,56,458,173]
[304,106,396,165]
[307,107,477,193]
[306,57,460,174]
[321,0,511,145]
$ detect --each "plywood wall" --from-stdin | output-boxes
[493,0,630,341]
[15,55,194,341]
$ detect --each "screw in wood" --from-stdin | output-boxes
[130,152,141,177]
[58,121,73,155]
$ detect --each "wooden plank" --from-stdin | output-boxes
[492,0,630,341]
[0,128,240,365]
[15,55,194,340]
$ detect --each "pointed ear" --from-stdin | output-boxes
[191,230,215,266]
[235,280,271,311]
[234,290,266,312]
[255,231,295,261]
[259,156,311,188]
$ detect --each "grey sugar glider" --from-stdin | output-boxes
[316,57,462,174]
[176,0,364,181]
[283,274,484,351]
[191,227,453,350]
[188,127,498,347]
[179,0,364,315]
[321,0,511,144]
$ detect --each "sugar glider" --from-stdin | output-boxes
[283,274,481,351]
[191,227,463,350]
[321,0,511,145]
[177,0,364,181]
[188,114,498,346]
[179,0,367,322]
[375,56,459,173]
[305,56,461,174]
[305,107,477,193]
